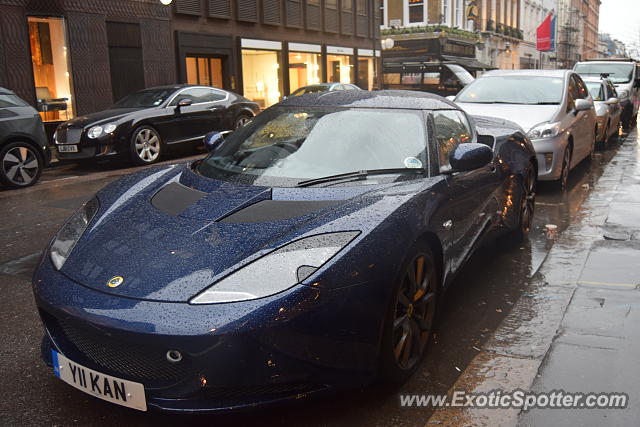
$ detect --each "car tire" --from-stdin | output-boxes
[0,141,43,189]
[380,244,439,383]
[507,163,536,242]
[130,126,162,165]
[558,145,571,190]
[234,114,252,130]
[600,122,609,147]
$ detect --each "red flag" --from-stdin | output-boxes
[537,14,552,51]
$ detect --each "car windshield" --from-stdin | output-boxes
[574,63,635,84]
[585,81,605,101]
[291,85,331,96]
[113,88,175,108]
[456,76,564,105]
[197,107,428,187]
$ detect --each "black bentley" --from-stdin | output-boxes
[54,85,260,165]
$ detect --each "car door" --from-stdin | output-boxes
[607,80,622,129]
[565,75,590,163]
[432,110,501,274]
[573,75,595,161]
[161,87,227,143]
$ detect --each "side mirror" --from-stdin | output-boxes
[177,98,193,108]
[604,97,619,105]
[203,130,231,152]
[574,98,592,113]
[448,143,493,172]
[445,95,456,101]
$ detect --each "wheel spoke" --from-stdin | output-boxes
[23,159,38,169]
[6,165,18,180]
[398,291,411,307]
[19,167,32,182]
[394,328,408,360]
[148,136,158,145]
[414,313,431,332]
[135,142,144,150]
[402,326,413,364]
[415,290,435,307]
[4,152,19,164]
[149,144,159,153]
[394,314,408,330]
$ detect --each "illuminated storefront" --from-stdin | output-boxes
[357,49,376,90]
[288,43,322,94]
[241,39,283,109]
[326,46,355,84]
[27,17,74,122]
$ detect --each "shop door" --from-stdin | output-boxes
[185,56,228,90]
[107,22,145,103]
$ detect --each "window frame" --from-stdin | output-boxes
[166,86,229,107]
[431,108,477,173]
[404,0,427,26]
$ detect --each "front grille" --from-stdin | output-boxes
[56,127,83,144]
[52,316,191,387]
[203,382,326,401]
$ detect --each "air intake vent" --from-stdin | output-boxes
[285,0,303,28]
[220,200,340,223]
[237,0,258,22]
[306,1,321,30]
[208,0,231,18]
[263,0,282,25]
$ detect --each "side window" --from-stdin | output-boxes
[607,81,617,98]
[567,77,578,112]
[0,94,27,108]
[574,75,589,100]
[433,110,473,172]
[210,89,227,101]
[170,88,221,106]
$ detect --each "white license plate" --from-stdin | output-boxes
[57,145,78,153]
[52,350,147,411]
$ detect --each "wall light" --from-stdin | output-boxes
[160,0,173,5]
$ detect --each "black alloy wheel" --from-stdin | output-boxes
[381,246,438,382]
[234,114,252,130]
[0,142,43,189]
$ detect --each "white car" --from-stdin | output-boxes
[582,76,622,144]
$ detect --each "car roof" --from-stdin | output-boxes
[481,69,570,78]
[0,87,16,95]
[139,84,212,92]
[278,89,458,110]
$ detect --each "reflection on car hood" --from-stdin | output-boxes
[61,107,145,128]
[456,103,558,132]
[59,164,415,302]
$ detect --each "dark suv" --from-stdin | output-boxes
[0,87,51,188]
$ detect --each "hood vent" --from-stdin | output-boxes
[219,200,340,223]
[151,182,207,216]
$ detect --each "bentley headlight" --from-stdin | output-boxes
[50,197,99,270]
[103,122,117,134]
[528,122,561,140]
[190,231,360,304]
[87,125,103,139]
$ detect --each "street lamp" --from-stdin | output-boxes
[160,0,173,5]
[381,38,395,50]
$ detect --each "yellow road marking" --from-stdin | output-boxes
[578,280,639,289]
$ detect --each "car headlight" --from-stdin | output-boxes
[618,90,629,99]
[50,197,100,270]
[528,122,561,140]
[190,231,360,304]
[103,123,117,134]
[87,125,103,139]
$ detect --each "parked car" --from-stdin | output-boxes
[453,69,596,189]
[34,90,537,413]
[0,87,51,189]
[54,85,260,165]
[582,76,622,145]
[289,82,362,96]
[574,59,639,130]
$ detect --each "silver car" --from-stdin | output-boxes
[453,70,596,188]
[582,77,622,144]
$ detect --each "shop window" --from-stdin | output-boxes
[28,17,73,122]
[383,73,401,85]
[327,54,354,84]
[241,49,283,108]
[288,52,322,94]
[357,57,374,90]
[186,56,224,88]
[408,0,425,24]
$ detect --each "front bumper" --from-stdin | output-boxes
[55,133,125,161]
[32,257,383,413]
[531,134,568,181]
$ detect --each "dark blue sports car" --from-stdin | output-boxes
[32,90,536,413]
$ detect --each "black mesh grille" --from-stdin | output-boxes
[54,317,191,387]
[56,127,83,144]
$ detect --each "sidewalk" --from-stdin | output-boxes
[427,128,640,426]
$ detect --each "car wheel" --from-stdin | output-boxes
[234,114,252,130]
[558,146,571,190]
[600,122,608,147]
[130,126,162,165]
[0,141,43,189]
[589,129,596,159]
[509,163,536,241]
[380,245,439,383]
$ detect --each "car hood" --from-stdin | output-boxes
[456,103,558,132]
[59,164,414,302]
[61,107,146,128]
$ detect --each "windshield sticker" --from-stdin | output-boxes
[404,157,423,169]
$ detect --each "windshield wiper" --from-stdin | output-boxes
[533,102,559,105]
[296,168,426,188]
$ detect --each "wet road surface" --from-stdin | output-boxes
[0,136,630,426]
